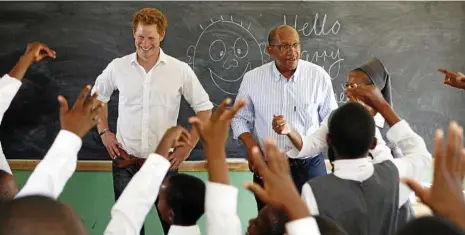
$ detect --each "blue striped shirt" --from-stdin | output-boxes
[231,60,338,158]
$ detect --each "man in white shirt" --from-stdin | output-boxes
[0,41,56,202]
[231,25,338,211]
[91,7,213,235]
[298,85,432,235]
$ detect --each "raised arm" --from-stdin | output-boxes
[245,138,321,235]
[189,98,246,235]
[0,42,56,174]
[104,127,191,235]
[346,84,432,207]
[15,85,103,199]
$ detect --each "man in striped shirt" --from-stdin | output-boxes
[231,25,338,211]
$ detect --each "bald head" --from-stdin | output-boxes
[0,170,18,203]
[0,195,87,235]
[268,25,299,45]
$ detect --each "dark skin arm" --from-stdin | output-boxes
[8,42,56,80]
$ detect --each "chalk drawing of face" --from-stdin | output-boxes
[187,16,264,105]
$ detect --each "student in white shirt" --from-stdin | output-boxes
[189,97,321,235]
[0,41,56,202]
[297,85,432,235]
[104,126,194,235]
[157,174,205,235]
[0,65,103,235]
[91,8,213,234]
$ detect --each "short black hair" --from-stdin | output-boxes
[259,206,289,235]
[0,170,15,203]
[314,215,348,235]
[328,103,375,159]
[0,195,87,235]
[166,174,205,226]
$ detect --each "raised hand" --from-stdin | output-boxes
[58,85,103,138]
[155,126,193,158]
[345,84,387,113]
[189,98,247,150]
[8,41,56,80]
[244,138,310,220]
[25,41,56,63]
[402,121,465,230]
[438,69,465,90]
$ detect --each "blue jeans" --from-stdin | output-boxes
[253,153,327,212]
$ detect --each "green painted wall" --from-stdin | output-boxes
[12,170,258,235]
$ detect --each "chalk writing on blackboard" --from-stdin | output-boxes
[187,16,264,105]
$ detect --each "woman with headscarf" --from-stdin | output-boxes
[272,58,415,231]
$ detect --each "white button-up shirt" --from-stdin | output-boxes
[91,49,213,158]
[300,120,432,215]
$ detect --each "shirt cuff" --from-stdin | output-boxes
[1,74,22,87]
[231,122,251,140]
[285,217,321,235]
[56,130,83,154]
[286,133,308,159]
[144,153,170,172]
[205,182,238,214]
[386,120,411,143]
[192,101,214,113]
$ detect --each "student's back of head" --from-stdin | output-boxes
[0,169,18,203]
[247,205,288,235]
[0,195,87,235]
[327,102,376,160]
[157,173,205,226]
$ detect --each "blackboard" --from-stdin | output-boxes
[0,1,464,161]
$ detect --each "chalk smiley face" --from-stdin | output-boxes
[187,16,264,105]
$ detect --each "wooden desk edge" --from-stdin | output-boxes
[8,159,334,172]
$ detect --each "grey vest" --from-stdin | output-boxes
[308,160,400,235]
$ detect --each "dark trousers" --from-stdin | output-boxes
[112,160,177,235]
[252,153,327,212]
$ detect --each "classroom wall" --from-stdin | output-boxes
[12,170,258,235]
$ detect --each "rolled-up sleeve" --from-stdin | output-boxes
[181,64,213,113]
[91,60,117,103]
[231,73,254,139]
[205,182,241,235]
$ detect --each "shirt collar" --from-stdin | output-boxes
[374,113,385,128]
[167,225,201,235]
[271,60,301,83]
[332,157,374,181]
[130,48,168,66]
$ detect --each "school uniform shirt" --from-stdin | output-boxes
[91,49,213,158]
[286,113,387,159]
[104,153,170,235]
[167,225,201,235]
[0,74,83,199]
[207,182,321,235]
[0,74,22,175]
[301,120,432,215]
[0,74,83,200]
